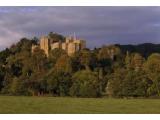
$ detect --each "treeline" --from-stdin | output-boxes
[117,43,160,58]
[0,32,160,98]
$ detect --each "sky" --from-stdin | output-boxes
[0,6,160,49]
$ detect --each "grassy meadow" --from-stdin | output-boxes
[0,96,160,114]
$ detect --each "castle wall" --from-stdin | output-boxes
[40,36,50,56]
[51,42,61,50]
[62,43,67,51]
[37,35,86,57]
[67,43,76,56]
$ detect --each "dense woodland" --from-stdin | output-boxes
[0,32,160,98]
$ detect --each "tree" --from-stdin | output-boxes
[31,47,48,73]
[54,54,73,73]
[48,32,65,42]
[70,70,101,97]
[97,45,121,76]
[10,77,28,95]
[131,53,144,71]
[147,75,160,96]
[125,52,144,71]
[0,48,11,65]
[98,45,121,60]
[121,71,151,97]
[97,46,112,70]
[106,68,127,97]
[10,38,33,54]
[78,49,97,70]
[46,70,72,96]
[107,68,150,97]
[144,53,160,96]
[27,72,46,96]
[48,48,67,68]
[144,53,160,79]
[0,66,5,91]
[26,48,48,96]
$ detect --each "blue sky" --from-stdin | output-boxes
[0,6,160,49]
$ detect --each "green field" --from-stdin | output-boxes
[0,96,160,114]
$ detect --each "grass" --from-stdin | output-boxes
[0,96,160,114]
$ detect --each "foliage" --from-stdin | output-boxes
[70,70,101,97]
[1,33,160,98]
[54,54,73,73]
[48,32,65,42]
[108,69,151,97]
[48,48,67,67]
[46,70,72,96]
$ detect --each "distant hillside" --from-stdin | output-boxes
[116,43,160,58]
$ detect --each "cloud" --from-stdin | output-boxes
[0,6,160,49]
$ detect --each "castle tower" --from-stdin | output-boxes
[74,39,86,50]
[62,42,67,51]
[40,36,50,56]
[65,35,86,56]
[67,42,76,56]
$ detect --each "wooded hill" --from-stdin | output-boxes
[0,32,160,98]
[117,43,160,58]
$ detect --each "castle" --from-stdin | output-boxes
[32,35,86,56]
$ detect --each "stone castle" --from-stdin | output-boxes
[32,35,86,56]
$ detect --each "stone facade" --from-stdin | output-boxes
[40,36,50,56]
[51,41,61,50]
[32,35,86,56]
